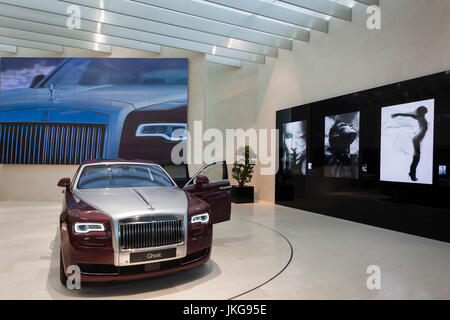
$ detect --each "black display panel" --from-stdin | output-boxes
[276,70,450,243]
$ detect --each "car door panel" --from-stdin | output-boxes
[183,162,231,224]
[183,180,231,224]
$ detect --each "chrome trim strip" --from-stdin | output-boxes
[80,271,120,276]
[120,242,185,253]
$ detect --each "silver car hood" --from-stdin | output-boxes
[0,84,187,110]
[73,186,188,221]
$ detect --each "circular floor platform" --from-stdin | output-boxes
[0,202,292,300]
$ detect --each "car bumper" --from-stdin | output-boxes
[61,226,212,282]
[78,247,211,282]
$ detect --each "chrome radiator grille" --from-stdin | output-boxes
[119,219,184,250]
[0,122,106,164]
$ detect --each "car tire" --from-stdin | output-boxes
[59,250,67,287]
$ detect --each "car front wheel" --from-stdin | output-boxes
[59,250,67,287]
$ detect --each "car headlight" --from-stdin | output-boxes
[191,213,209,224]
[136,123,187,141]
[74,222,105,234]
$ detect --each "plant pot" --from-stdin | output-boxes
[231,186,254,203]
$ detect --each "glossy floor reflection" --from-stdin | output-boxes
[1,201,450,299]
[0,201,291,300]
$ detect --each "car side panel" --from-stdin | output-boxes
[183,180,231,224]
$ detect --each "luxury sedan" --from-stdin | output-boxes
[58,159,231,283]
[0,58,187,165]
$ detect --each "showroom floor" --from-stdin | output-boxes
[1,201,450,299]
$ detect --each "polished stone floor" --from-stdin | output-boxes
[0,200,449,299]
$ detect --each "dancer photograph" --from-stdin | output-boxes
[380,99,434,184]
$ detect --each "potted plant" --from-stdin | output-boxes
[231,146,255,203]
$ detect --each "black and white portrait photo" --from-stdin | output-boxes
[324,111,360,179]
[380,99,435,184]
[282,120,307,175]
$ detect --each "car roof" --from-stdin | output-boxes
[81,158,158,166]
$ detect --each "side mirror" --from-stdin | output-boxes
[195,175,209,186]
[29,74,45,88]
[57,178,71,188]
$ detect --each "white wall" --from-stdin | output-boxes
[253,0,450,202]
[0,46,205,201]
[205,62,259,191]
[1,0,450,202]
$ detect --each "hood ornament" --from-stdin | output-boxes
[133,188,155,211]
[48,83,56,102]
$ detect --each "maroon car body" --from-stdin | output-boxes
[58,159,231,283]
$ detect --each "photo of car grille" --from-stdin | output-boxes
[0,122,106,164]
[119,219,184,250]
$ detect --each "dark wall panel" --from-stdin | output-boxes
[276,70,450,242]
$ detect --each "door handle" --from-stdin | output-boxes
[219,186,231,190]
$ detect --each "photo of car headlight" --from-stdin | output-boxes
[74,222,105,234]
[136,123,187,141]
[191,213,209,224]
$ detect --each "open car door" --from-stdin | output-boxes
[183,161,231,224]
[163,164,190,188]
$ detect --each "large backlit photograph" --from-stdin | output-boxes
[0,57,188,164]
[324,111,360,179]
[281,120,307,175]
[380,99,435,184]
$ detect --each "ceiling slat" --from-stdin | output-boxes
[0,35,63,52]
[0,16,161,54]
[60,0,306,43]
[0,0,380,64]
[206,0,328,33]
[0,26,111,53]
[0,2,276,57]
[354,0,379,5]
[279,0,352,21]
[5,0,291,50]
[0,43,16,53]
[205,54,242,68]
[127,0,310,40]
[0,16,265,63]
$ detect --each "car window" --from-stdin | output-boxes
[42,58,188,87]
[77,164,174,189]
[164,165,188,179]
[44,59,90,87]
[70,166,81,189]
[195,163,225,184]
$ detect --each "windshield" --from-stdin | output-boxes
[77,164,174,189]
[41,58,188,88]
